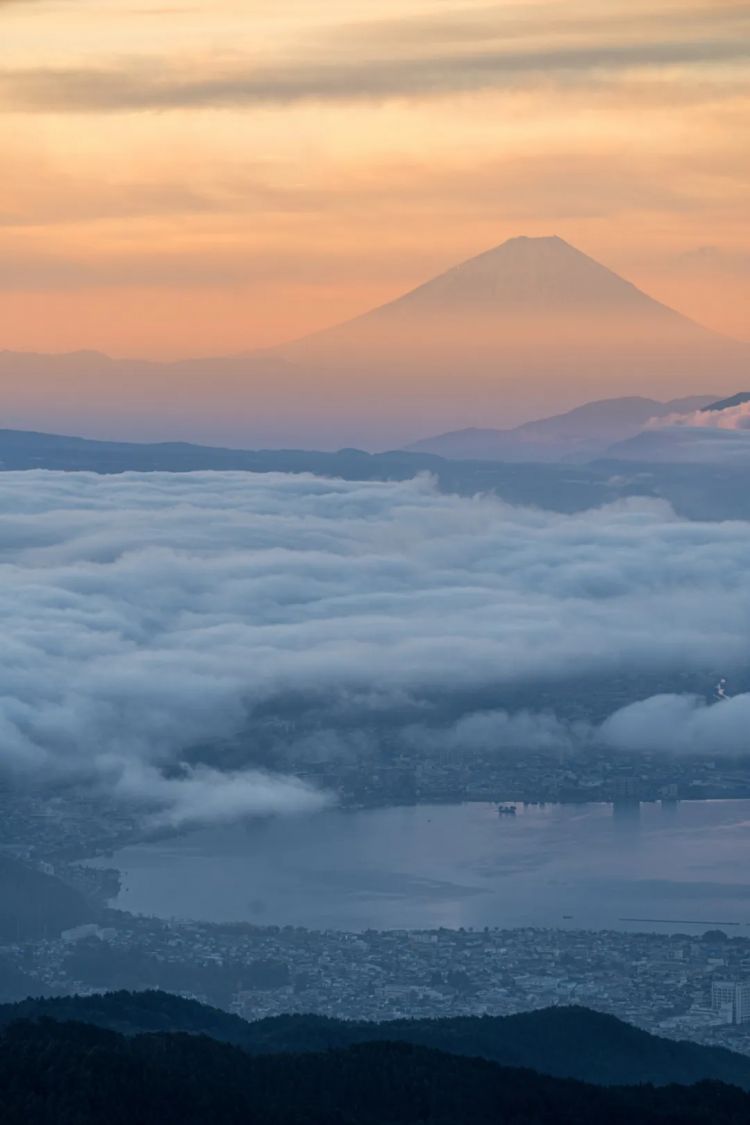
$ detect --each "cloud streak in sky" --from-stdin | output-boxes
[1,37,748,114]
[1,470,750,827]
[2,0,748,353]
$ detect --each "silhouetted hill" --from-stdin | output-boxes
[4,991,750,1090]
[404,394,715,461]
[0,990,251,1042]
[1,1017,750,1125]
[702,392,750,412]
[242,1006,750,1090]
[605,390,750,463]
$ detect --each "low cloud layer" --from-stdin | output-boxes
[602,692,750,755]
[637,400,750,463]
[655,401,750,431]
[1,470,750,826]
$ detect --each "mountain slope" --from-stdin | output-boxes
[404,394,716,461]
[271,235,744,444]
[606,428,750,463]
[703,392,750,413]
[4,991,750,1091]
[293,237,713,329]
[606,389,750,463]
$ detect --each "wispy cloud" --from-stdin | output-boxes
[1,0,747,351]
[327,1,750,53]
[0,35,747,113]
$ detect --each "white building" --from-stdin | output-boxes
[711,980,750,1024]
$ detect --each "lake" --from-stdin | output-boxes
[88,800,750,934]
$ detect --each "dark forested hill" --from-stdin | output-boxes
[1,1018,750,1125]
[2,991,750,1091]
[0,989,252,1042]
[241,1006,750,1090]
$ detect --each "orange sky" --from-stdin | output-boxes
[0,0,748,358]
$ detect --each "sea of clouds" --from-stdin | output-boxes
[1,469,749,828]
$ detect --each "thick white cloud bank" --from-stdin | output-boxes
[601,693,750,756]
[654,402,750,431]
[1,470,750,826]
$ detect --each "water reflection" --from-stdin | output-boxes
[612,799,642,829]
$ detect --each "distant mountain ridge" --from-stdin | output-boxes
[702,392,750,413]
[404,394,717,461]
[5,422,750,521]
[606,390,750,463]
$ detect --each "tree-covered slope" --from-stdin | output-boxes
[2,991,749,1090]
[1,1018,750,1125]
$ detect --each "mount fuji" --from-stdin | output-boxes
[0,236,744,449]
[274,235,742,447]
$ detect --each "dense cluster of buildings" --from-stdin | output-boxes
[4,917,750,1055]
[3,742,750,866]
[323,745,750,807]
[4,767,750,1059]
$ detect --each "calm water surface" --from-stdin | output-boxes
[89,800,750,933]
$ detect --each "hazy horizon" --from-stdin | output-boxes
[0,233,747,448]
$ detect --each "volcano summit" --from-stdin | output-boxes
[0,237,744,449]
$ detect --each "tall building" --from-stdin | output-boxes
[737,984,750,1025]
[711,981,750,1024]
